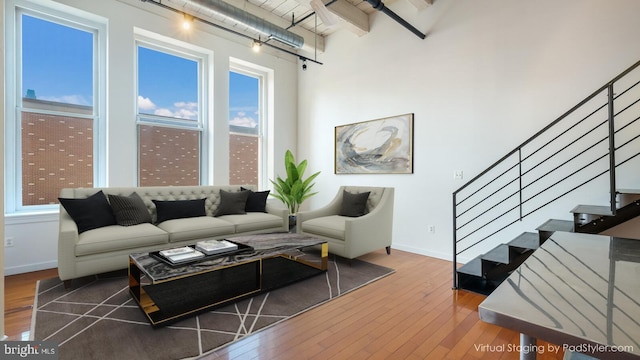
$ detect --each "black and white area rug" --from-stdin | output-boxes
[32,256,394,360]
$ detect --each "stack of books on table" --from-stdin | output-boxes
[159,246,205,264]
[195,239,238,255]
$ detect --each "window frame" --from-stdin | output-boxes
[4,0,107,214]
[134,29,212,186]
[229,59,270,189]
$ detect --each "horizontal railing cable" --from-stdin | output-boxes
[452,59,640,289]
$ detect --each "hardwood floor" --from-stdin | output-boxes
[4,250,565,359]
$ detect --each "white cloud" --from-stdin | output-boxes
[174,108,198,119]
[229,114,258,128]
[138,96,156,110]
[174,101,197,110]
[139,97,198,120]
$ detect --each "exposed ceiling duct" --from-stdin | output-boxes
[177,0,305,48]
[364,0,425,39]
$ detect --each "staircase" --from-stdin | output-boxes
[456,191,640,295]
[453,59,640,294]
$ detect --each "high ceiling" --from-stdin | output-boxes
[154,0,432,55]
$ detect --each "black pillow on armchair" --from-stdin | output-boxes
[339,191,370,217]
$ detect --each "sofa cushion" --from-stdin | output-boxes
[301,215,346,240]
[75,224,169,256]
[157,216,235,242]
[218,213,283,233]
[108,192,152,226]
[241,187,270,212]
[215,190,250,216]
[152,198,206,224]
[59,190,117,233]
[339,191,370,217]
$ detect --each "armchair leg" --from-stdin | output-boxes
[63,279,72,290]
[385,246,391,255]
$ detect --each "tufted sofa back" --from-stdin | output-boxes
[341,186,386,214]
[60,185,256,222]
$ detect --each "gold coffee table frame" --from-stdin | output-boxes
[129,233,328,326]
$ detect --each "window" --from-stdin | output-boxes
[5,1,106,212]
[229,67,266,188]
[136,39,208,186]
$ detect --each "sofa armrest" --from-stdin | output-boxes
[58,207,79,281]
[265,200,290,231]
[344,188,394,256]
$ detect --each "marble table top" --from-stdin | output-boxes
[130,232,326,283]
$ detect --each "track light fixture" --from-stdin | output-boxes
[252,38,262,52]
[301,59,307,71]
[182,14,193,30]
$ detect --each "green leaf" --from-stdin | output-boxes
[269,149,321,214]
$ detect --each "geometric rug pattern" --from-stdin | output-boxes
[32,255,394,360]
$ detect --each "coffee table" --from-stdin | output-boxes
[129,233,328,326]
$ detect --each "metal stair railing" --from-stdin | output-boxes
[453,59,640,289]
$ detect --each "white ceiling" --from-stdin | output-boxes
[157,0,432,55]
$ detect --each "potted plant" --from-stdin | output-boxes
[270,150,321,230]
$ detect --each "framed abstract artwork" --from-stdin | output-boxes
[335,113,414,174]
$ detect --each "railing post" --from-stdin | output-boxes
[608,84,617,215]
[452,192,458,289]
[518,148,523,221]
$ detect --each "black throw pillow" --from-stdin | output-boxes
[215,190,250,216]
[241,187,270,212]
[152,198,206,224]
[339,190,370,217]
[59,190,117,233]
[108,192,152,226]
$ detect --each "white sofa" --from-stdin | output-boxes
[297,186,394,259]
[58,185,288,284]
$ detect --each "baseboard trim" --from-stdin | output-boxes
[4,261,57,276]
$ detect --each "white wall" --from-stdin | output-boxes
[297,0,640,260]
[3,0,298,274]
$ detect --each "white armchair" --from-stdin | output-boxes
[296,186,394,259]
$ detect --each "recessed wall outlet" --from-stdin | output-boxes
[5,237,14,247]
[427,225,435,233]
[454,170,464,180]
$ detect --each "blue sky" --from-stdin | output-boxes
[22,14,258,128]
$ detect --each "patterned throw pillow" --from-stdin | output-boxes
[108,192,152,226]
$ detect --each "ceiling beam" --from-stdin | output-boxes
[324,0,369,36]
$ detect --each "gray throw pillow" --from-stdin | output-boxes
[215,190,250,216]
[108,192,152,226]
[339,190,370,217]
